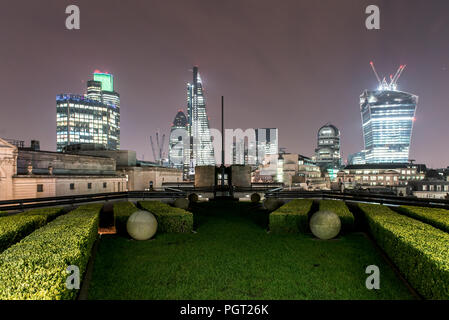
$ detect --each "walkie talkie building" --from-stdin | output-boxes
[360,63,418,163]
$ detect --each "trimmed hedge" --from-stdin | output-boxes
[397,206,449,234]
[0,204,102,300]
[139,201,193,233]
[269,199,313,233]
[114,202,139,235]
[359,203,449,299]
[319,200,354,232]
[0,207,65,253]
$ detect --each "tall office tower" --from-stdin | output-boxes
[169,110,188,172]
[255,128,279,165]
[361,63,418,163]
[314,123,341,169]
[56,72,120,151]
[186,66,215,171]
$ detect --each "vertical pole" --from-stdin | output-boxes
[221,96,225,187]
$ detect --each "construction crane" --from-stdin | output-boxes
[370,61,406,91]
[150,131,166,164]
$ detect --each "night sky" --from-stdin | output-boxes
[1,0,448,168]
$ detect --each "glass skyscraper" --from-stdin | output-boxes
[255,128,278,165]
[360,90,417,163]
[186,66,215,171]
[56,72,120,152]
[169,110,188,171]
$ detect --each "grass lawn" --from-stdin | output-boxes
[87,201,414,300]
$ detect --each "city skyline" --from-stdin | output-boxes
[1,1,449,168]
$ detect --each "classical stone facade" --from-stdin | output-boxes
[0,138,18,201]
[0,138,126,201]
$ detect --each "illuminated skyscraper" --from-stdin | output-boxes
[360,63,418,163]
[255,128,278,165]
[56,71,120,151]
[314,123,341,169]
[186,66,215,171]
[169,110,188,173]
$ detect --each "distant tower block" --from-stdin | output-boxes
[361,62,418,163]
[314,123,341,169]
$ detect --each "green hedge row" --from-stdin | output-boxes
[138,201,193,233]
[397,206,449,234]
[0,204,102,300]
[319,200,354,232]
[269,199,313,233]
[358,203,449,299]
[0,207,65,253]
[114,202,139,235]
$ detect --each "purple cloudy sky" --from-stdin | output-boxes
[0,0,448,168]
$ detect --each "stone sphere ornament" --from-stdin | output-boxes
[309,210,341,240]
[188,193,199,203]
[126,210,158,240]
[250,193,261,203]
[174,198,189,210]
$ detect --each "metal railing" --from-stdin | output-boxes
[265,190,449,209]
[0,190,187,211]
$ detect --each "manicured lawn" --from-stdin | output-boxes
[88,202,414,300]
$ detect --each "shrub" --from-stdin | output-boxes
[0,207,64,253]
[139,201,193,233]
[0,203,102,300]
[358,203,449,300]
[250,193,261,203]
[319,200,354,232]
[397,206,449,234]
[263,198,284,211]
[114,202,139,235]
[269,199,313,233]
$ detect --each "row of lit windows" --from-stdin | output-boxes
[422,185,449,192]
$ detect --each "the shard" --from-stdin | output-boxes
[187,66,215,173]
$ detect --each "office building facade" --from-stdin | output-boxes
[255,128,279,165]
[168,110,188,171]
[57,72,120,152]
[360,90,417,163]
[314,123,341,169]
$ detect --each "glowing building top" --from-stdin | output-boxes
[359,62,418,164]
[93,71,114,92]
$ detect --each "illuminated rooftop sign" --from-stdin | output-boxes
[93,71,114,92]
